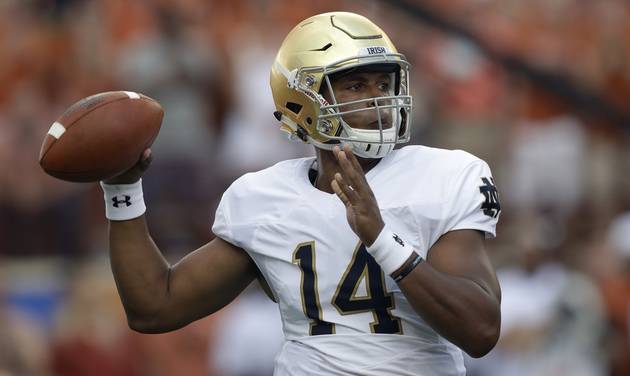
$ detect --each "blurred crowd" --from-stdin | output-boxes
[1,0,629,375]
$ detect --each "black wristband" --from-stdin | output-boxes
[393,253,424,283]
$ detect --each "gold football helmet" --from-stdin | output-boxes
[270,12,412,159]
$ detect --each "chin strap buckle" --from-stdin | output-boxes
[296,126,309,142]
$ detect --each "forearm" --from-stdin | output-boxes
[397,261,500,357]
[108,215,171,324]
[100,155,257,333]
[109,216,259,333]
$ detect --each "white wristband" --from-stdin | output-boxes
[366,225,415,276]
[100,179,146,221]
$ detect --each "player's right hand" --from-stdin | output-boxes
[103,148,152,184]
[331,144,384,246]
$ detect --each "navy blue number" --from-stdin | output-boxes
[294,242,401,335]
[293,242,335,335]
[332,244,402,334]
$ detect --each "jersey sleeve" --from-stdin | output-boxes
[441,159,501,238]
[211,175,261,249]
[212,188,239,246]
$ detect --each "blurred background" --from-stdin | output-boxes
[1,0,629,375]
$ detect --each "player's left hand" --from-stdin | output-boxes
[331,144,385,246]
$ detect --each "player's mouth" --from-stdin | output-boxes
[366,120,392,130]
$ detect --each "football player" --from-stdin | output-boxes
[100,12,501,375]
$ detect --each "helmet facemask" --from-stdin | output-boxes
[316,61,412,158]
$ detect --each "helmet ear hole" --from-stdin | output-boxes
[398,109,407,137]
[286,102,303,114]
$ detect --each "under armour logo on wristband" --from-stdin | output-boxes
[392,234,405,247]
[112,195,132,208]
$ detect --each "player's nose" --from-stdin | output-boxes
[365,85,390,108]
[366,89,381,107]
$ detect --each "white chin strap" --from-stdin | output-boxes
[309,123,397,159]
[344,126,397,158]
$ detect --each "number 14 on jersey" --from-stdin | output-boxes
[293,242,402,335]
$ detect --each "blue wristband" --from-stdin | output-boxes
[393,253,424,283]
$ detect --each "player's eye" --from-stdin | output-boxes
[346,82,363,91]
[378,82,391,92]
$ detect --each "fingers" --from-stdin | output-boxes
[331,179,350,206]
[139,148,153,172]
[331,172,359,206]
[342,143,364,173]
[141,148,152,160]
[332,144,367,193]
[103,148,152,184]
[333,145,357,186]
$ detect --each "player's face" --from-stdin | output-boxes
[323,71,395,130]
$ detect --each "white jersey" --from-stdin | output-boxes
[212,145,500,375]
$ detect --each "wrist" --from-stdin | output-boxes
[100,179,146,221]
[365,224,415,277]
[363,220,385,247]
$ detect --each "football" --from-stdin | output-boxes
[39,91,164,182]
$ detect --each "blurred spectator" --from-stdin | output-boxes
[215,2,313,178]
[123,317,219,376]
[504,86,586,214]
[0,258,64,375]
[0,300,50,376]
[413,34,509,169]
[49,256,221,376]
[50,258,138,376]
[212,286,285,376]
[109,1,231,255]
[598,213,630,376]
[468,212,607,376]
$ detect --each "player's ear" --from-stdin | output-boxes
[319,79,332,103]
